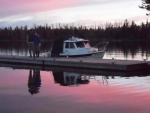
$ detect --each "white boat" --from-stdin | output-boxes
[48,37,108,58]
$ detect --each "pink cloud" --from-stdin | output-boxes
[0,0,81,17]
[127,15,147,23]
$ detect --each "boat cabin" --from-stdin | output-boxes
[51,37,108,57]
[63,38,90,50]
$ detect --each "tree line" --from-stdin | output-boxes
[0,20,150,42]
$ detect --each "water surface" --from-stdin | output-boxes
[0,40,150,113]
[0,66,150,113]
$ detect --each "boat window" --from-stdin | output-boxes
[65,43,69,48]
[70,43,75,48]
[76,42,85,48]
[65,42,75,49]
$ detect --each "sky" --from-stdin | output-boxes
[0,0,149,28]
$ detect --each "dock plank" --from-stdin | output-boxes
[0,55,149,71]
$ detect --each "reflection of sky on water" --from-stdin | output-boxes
[0,67,28,95]
[104,50,149,61]
[0,67,150,113]
[0,67,150,94]
[94,76,150,92]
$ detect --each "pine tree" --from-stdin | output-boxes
[139,0,150,15]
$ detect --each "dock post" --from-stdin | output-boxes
[42,60,45,70]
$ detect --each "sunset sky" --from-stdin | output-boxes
[0,0,149,28]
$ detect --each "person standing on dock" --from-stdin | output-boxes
[33,31,41,58]
[27,29,34,57]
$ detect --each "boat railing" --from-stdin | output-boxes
[93,42,109,51]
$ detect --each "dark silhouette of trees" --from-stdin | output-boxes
[139,0,150,15]
[0,20,150,43]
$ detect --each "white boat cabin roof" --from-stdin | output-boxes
[64,37,89,43]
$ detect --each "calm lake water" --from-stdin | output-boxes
[0,41,150,113]
[0,65,150,113]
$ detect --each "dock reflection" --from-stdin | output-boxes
[28,69,41,95]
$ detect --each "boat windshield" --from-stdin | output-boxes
[84,42,91,48]
[76,41,90,48]
[76,42,85,48]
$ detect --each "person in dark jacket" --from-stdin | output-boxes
[33,32,41,58]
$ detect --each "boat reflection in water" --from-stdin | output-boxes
[53,71,90,86]
[28,69,41,95]
[51,71,117,86]
[27,69,116,89]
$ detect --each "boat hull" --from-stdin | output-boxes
[59,51,105,59]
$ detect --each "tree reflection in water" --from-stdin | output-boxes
[28,69,41,95]
[0,41,150,60]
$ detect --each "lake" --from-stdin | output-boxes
[0,64,150,113]
[0,41,150,113]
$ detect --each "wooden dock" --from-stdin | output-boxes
[0,55,149,71]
